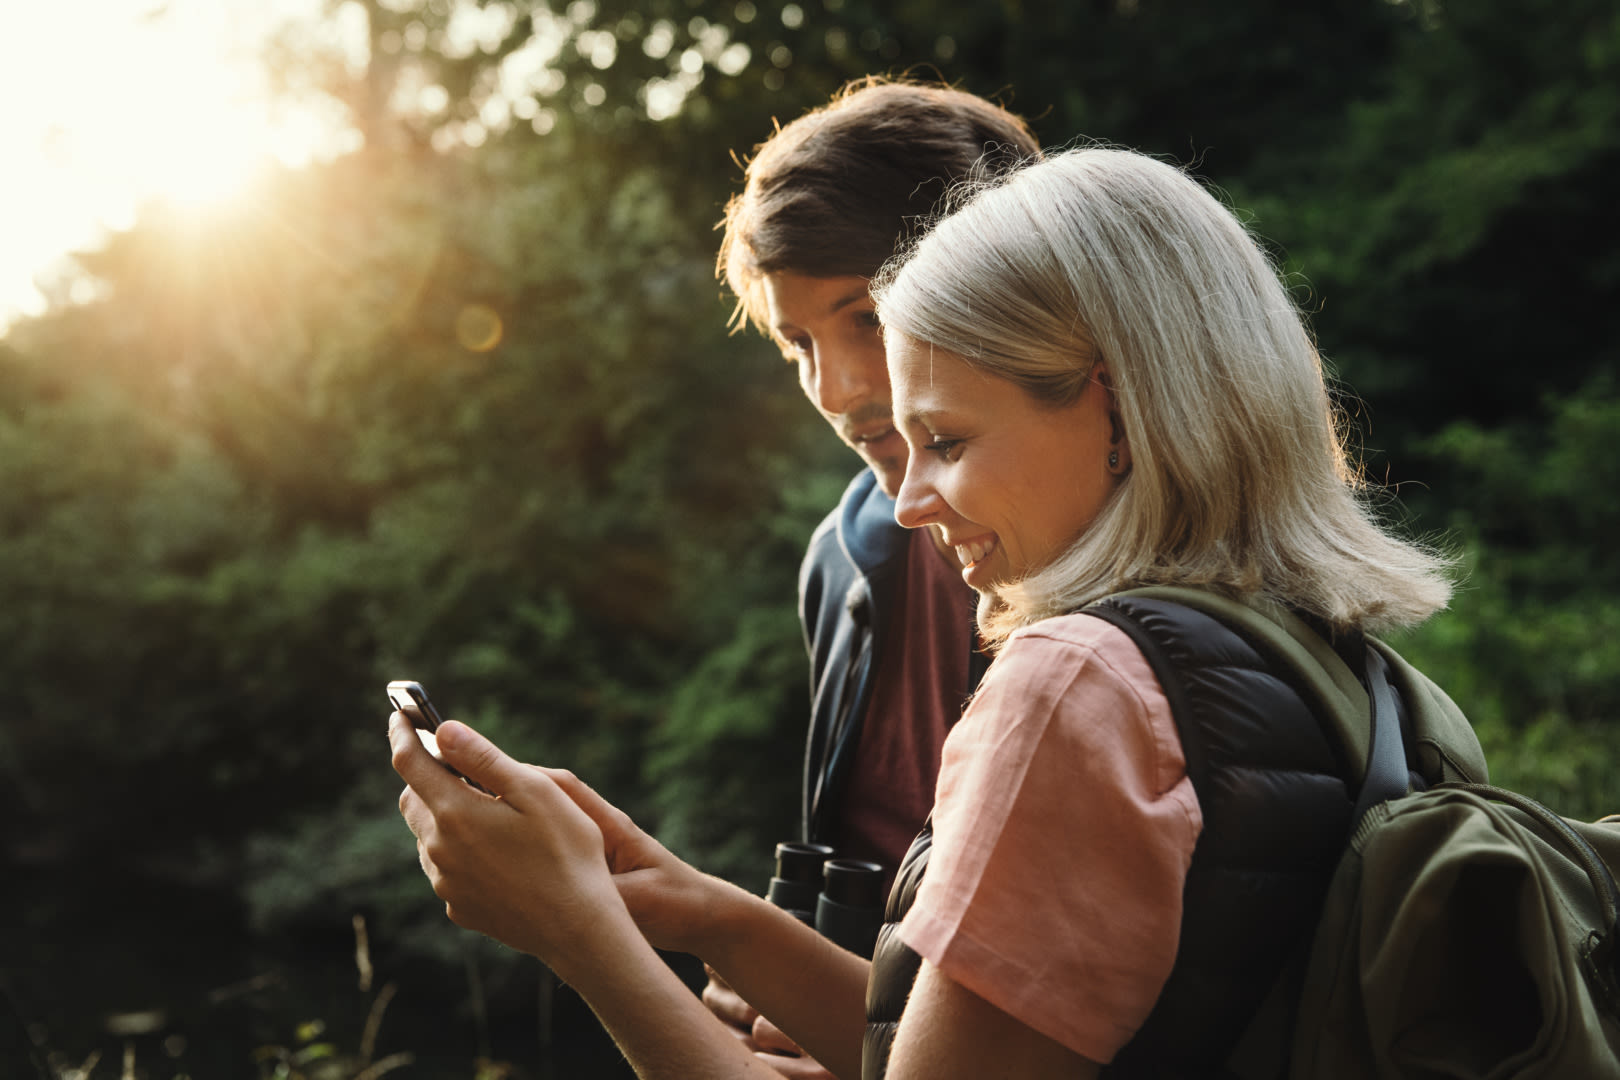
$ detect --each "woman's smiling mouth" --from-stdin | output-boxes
[953,536,998,568]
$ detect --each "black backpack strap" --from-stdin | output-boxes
[1080,599,1210,802]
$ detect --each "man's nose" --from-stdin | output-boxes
[806,348,879,417]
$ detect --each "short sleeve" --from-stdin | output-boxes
[896,613,1202,1063]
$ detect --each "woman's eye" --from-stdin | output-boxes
[923,438,963,460]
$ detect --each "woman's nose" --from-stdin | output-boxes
[893,463,943,529]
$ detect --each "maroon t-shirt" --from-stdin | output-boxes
[832,527,977,880]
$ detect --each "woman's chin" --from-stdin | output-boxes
[970,587,1010,630]
[961,557,1006,592]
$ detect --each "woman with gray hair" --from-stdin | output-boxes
[389,147,1472,1079]
[875,147,1449,644]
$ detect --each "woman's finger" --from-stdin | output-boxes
[431,720,593,824]
[537,766,642,841]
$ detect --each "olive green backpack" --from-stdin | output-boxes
[1113,588,1620,1079]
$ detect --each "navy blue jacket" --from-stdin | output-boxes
[797,469,987,846]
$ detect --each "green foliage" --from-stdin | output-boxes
[0,103,845,942]
[1397,384,1620,818]
[1230,0,1620,454]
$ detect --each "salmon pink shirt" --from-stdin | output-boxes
[898,613,1202,1064]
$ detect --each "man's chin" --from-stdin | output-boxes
[868,456,907,500]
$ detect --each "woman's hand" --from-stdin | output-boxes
[526,757,726,956]
[392,717,869,1079]
[391,714,617,972]
[390,714,720,970]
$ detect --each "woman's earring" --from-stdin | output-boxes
[1108,449,1120,471]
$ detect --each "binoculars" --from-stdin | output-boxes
[766,841,887,959]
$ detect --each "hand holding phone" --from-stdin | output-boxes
[387,680,492,794]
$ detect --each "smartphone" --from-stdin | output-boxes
[387,680,491,794]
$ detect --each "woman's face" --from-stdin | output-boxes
[887,333,1121,593]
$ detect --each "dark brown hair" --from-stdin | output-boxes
[717,77,1039,333]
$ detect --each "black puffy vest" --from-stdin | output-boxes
[863,596,1364,1079]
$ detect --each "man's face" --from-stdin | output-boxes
[762,271,907,497]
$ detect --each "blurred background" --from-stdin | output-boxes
[1,0,1616,1076]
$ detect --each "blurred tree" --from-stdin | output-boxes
[0,116,839,913]
[1399,380,1620,817]
[1234,0,1620,465]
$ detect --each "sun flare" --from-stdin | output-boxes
[0,0,355,330]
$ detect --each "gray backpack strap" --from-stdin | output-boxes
[1355,648,1413,821]
[1368,640,1489,785]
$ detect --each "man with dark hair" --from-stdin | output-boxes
[707,78,1040,1076]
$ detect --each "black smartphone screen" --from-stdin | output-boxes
[385,680,490,793]
[387,680,443,732]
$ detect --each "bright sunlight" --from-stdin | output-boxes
[0,0,361,332]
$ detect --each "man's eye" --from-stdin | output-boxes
[856,311,880,329]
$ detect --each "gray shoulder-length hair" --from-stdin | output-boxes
[872,147,1453,645]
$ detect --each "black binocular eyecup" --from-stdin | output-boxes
[814,858,885,959]
[764,841,888,959]
[766,841,835,917]
[820,858,886,908]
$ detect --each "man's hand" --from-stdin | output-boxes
[702,966,761,1045]
[703,967,840,1079]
